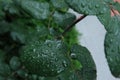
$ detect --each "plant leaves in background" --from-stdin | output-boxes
[0,62,11,77]
[0,76,5,80]
[0,21,11,34]
[14,0,50,20]
[16,69,28,78]
[70,44,96,80]
[53,11,76,29]
[9,56,21,70]
[0,50,5,62]
[0,3,5,21]
[104,15,120,77]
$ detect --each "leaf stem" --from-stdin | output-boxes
[55,15,87,40]
[62,15,87,36]
[111,8,117,16]
[57,15,87,39]
[48,10,55,28]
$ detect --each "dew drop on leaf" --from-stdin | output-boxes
[62,60,67,67]
[70,53,77,60]
[100,11,104,14]
[110,39,113,43]
[95,4,99,8]
[81,3,85,7]
[57,68,64,74]
[88,5,92,9]
[33,49,36,52]
[109,57,113,62]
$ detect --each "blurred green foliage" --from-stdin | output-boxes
[6,0,120,79]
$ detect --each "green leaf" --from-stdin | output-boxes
[97,7,111,27]
[66,0,111,15]
[53,11,76,29]
[14,0,50,20]
[113,2,120,13]
[10,21,50,43]
[31,75,38,80]
[33,26,50,38]
[7,77,16,80]
[10,23,28,43]
[20,40,70,77]
[0,4,5,21]
[70,44,96,80]
[2,1,20,15]
[104,15,120,77]
[0,21,11,34]
[71,60,82,70]
[9,56,21,70]
[0,62,11,76]
[0,50,5,62]
[49,28,61,37]
[26,26,50,43]
[16,69,28,78]
[0,76,5,80]
[97,1,120,27]
[10,31,26,43]
[51,0,69,12]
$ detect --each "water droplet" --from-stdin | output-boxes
[41,54,47,57]
[51,69,54,72]
[115,30,119,35]
[95,4,99,8]
[62,61,67,67]
[103,7,107,12]
[55,58,58,61]
[116,56,119,62]
[70,53,77,59]
[51,52,54,56]
[37,54,40,57]
[99,11,104,14]
[110,39,113,43]
[37,59,39,62]
[33,49,36,52]
[57,69,63,74]
[118,46,120,53]
[45,40,52,47]
[99,7,107,14]
[45,50,49,53]
[47,43,52,47]
[85,11,89,15]
[32,56,35,59]
[81,3,85,7]
[109,57,113,62]
[50,60,53,63]
[56,43,61,48]
[47,64,50,67]
[88,5,92,9]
